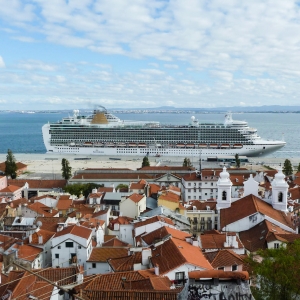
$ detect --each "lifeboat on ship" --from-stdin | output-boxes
[84,142,93,147]
[209,144,219,148]
[233,144,243,149]
[186,144,195,148]
[138,143,147,148]
[176,143,185,148]
[220,144,230,149]
[106,142,115,147]
[94,143,104,147]
[128,143,137,147]
[117,143,126,147]
[198,143,207,148]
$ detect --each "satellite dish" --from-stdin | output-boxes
[36,221,42,228]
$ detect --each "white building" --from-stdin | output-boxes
[119,193,147,219]
[51,224,93,270]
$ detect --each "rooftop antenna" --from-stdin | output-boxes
[199,150,202,173]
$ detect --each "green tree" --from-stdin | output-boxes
[235,153,241,168]
[116,184,128,191]
[5,149,17,179]
[248,240,300,300]
[297,163,300,173]
[283,159,293,176]
[61,158,72,180]
[142,156,150,167]
[183,157,192,167]
[64,183,104,198]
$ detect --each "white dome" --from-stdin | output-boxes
[274,167,285,183]
[219,166,230,181]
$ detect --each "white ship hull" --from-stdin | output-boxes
[42,109,286,158]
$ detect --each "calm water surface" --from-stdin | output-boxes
[0,112,297,158]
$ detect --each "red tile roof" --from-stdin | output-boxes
[158,191,180,203]
[27,202,59,217]
[130,183,146,190]
[220,194,294,230]
[88,247,129,262]
[108,251,143,272]
[8,179,67,189]
[17,244,43,262]
[150,238,212,275]
[239,219,295,252]
[54,224,92,240]
[98,187,114,192]
[205,249,244,269]
[102,237,130,247]
[83,269,156,290]
[7,197,29,208]
[141,226,191,245]
[189,269,249,280]
[108,216,134,231]
[127,193,145,203]
[30,228,55,245]
[134,216,174,228]
[0,185,21,193]
[186,200,217,210]
[56,198,73,210]
[200,232,243,250]
[0,162,27,173]
[35,217,68,233]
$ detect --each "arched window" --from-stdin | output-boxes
[222,191,227,200]
[278,192,283,203]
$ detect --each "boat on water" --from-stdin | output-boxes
[42,106,286,157]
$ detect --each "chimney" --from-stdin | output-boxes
[224,234,238,248]
[38,235,43,244]
[154,264,159,276]
[29,234,32,243]
[142,248,152,266]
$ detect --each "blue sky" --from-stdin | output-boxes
[0,0,300,110]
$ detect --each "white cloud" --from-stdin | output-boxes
[12,36,35,43]
[3,1,300,107]
[17,60,56,72]
[164,64,178,69]
[0,56,5,68]
[141,69,165,75]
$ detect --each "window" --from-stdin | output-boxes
[211,183,213,186]
[278,192,283,203]
[232,264,238,271]
[175,272,185,285]
[55,254,59,258]
[78,246,81,249]
[222,191,227,200]
[58,246,61,249]
[218,267,224,270]
[92,263,96,268]
[65,242,74,248]
[274,243,279,249]
[175,272,184,280]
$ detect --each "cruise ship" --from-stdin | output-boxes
[42,106,286,157]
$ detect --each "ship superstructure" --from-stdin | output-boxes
[42,107,285,157]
